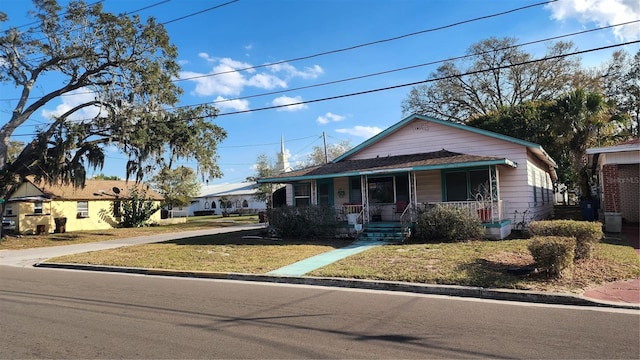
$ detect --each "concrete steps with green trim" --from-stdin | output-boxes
[359,222,405,242]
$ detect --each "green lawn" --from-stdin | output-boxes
[45,229,640,294]
[0,215,260,250]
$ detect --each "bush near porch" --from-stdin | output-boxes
[414,205,484,242]
[528,220,604,260]
[267,206,338,239]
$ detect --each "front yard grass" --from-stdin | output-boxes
[45,230,640,294]
[0,215,259,250]
[310,234,640,293]
[47,230,353,274]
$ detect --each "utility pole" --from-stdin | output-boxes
[322,131,328,164]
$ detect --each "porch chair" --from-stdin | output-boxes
[393,200,408,221]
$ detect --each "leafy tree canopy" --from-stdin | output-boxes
[0,0,226,197]
[300,140,352,167]
[402,37,598,123]
[92,174,120,180]
[601,49,640,138]
[247,153,279,208]
[151,166,200,208]
[468,89,620,190]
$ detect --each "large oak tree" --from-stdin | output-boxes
[0,1,226,223]
[402,37,597,123]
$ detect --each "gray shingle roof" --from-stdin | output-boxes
[260,150,513,182]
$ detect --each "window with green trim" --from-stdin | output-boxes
[349,177,362,204]
[294,183,311,207]
[368,177,394,203]
[443,169,490,201]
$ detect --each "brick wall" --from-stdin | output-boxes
[618,164,639,223]
[602,164,620,212]
[602,163,640,223]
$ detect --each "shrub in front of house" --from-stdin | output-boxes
[528,236,576,278]
[528,220,603,260]
[267,206,338,239]
[415,205,484,242]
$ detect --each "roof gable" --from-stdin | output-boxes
[260,150,516,182]
[334,114,555,168]
[13,178,163,201]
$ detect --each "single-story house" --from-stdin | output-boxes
[258,114,558,239]
[586,138,640,231]
[189,182,266,216]
[3,178,163,234]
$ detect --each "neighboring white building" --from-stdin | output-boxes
[189,182,266,216]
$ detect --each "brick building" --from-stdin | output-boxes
[587,139,640,230]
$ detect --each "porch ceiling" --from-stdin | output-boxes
[259,149,516,183]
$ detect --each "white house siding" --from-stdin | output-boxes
[601,151,640,165]
[347,118,554,223]
[285,183,294,206]
[333,177,350,205]
[350,119,525,161]
[415,170,442,203]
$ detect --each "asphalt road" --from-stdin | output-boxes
[1,266,638,359]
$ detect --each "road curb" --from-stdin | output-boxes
[34,262,640,310]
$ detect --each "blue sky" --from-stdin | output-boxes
[1,0,639,185]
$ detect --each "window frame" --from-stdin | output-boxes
[34,201,43,214]
[77,201,89,218]
[293,182,311,207]
[441,167,492,202]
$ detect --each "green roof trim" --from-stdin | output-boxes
[258,158,516,183]
[334,113,555,167]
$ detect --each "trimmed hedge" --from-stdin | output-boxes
[528,236,576,278]
[528,220,603,260]
[415,205,484,242]
[267,206,338,239]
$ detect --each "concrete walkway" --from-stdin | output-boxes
[267,239,388,276]
[0,224,266,267]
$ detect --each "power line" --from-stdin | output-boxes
[174,0,557,82]
[214,41,640,117]
[0,0,553,103]
[161,0,238,25]
[0,0,106,34]
[7,39,637,139]
[1,0,236,66]
[188,20,639,109]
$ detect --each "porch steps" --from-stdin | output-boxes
[359,222,405,242]
[553,205,583,221]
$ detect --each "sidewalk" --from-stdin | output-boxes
[4,223,639,309]
[0,224,266,267]
[582,225,640,306]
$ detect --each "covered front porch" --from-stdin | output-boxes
[261,151,517,239]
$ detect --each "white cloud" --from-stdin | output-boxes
[246,73,287,89]
[213,96,250,112]
[182,57,324,98]
[272,95,307,112]
[268,62,324,79]
[317,112,346,125]
[546,0,640,40]
[336,126,382,138]
[41,88,103,121]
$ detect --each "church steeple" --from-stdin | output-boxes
[276,135,291,173]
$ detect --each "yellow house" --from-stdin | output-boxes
[4,178,163,235]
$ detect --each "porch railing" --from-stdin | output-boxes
[336,200,503,225]
[424,200,504,223]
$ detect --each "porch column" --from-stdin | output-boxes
[409,171,417,221]
[310,180,318,206]
[361,175,369,223]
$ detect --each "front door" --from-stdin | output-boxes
[317,180,333,206]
